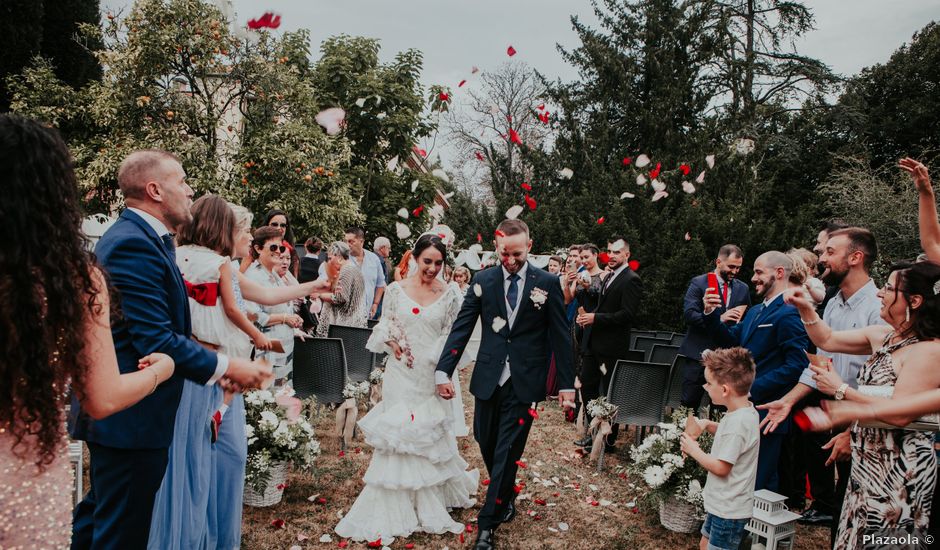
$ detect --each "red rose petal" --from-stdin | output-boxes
[405,544,415,550]
[628,259,640,271]
[534,498,547,505]
[596,217,605,225]
[477,233,483,242]
[366,539,382,549]
[316,497,327,504]
[495,497,503,505]
[338,450,345,457]
[450,348,458,355]
[413,146,427,157]
[524,194,537,211]
[515,460,527,468]
[459,532,465,543]
[270,518,285,529]
[495,229,506,238]
[518,418,525,425]
[439,92,449,101]
[537,103,545,110]
[534,514,542,520]
[412,307,420,314]
[355,447,361,454]
[466,524,475,533]
[508,128,522,145]
[475,151,484,161]
[513,484,523,494]
[507,45,517,56]
[631,506,639,514]
[649,162,661,180]
[622,157,632,166]
[679,163,691,175]
[458,79,467,87]
[520,182,532,191]
[598,252,610,264]
[338,542,349,549]
[591,500,599,507]
[527,408,539,419]
[410,413,415,422]
[412,205,424,217]
[482,479,490,486]
[276,483,286,490]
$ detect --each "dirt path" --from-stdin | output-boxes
[242,365,830,549]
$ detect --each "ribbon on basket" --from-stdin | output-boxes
[588,412,616,460]
[369,384,382,406]
[334,398,358,445]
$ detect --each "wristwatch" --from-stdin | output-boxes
[834,383,849,401]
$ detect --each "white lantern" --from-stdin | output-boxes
[745,489,801,550]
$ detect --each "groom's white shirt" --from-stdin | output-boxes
[434,263,527,386]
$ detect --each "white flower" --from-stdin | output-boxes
[643,465,667,489]
[245,425,255,439]
[687,479,702,498]
[259,411,279,429]
[529,288,548,309]
[491,316,506,332]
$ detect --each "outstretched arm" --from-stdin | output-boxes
[900,158,940,262]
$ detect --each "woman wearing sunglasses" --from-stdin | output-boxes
[264,209,299,278]
[244,226,304,385]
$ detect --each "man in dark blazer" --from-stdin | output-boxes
[702,251,808,491]
[70,150,272,550]
[436,219,574,550]
[678,244,751,409]
[575,236,642,450]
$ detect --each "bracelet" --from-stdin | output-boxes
[147,370,159,395]
[800,316,820,326]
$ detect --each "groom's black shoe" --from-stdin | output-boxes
[574,435,593,447]
[500,500,517,523]
[474,528,495,549]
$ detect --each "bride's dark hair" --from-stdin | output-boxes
[412,234,447,261]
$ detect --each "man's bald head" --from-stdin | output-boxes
[756,251,794,276]
[118,149,181,201]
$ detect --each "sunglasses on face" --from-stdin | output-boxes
[270,222,288,228]
[267,244,287,253]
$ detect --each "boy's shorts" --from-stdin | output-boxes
[701,513,750,550]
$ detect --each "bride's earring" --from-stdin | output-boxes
[905,306,911,324]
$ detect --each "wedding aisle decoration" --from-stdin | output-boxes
[335,381,370,448]
[368,368,384,406]
[244,387,321,507]
[624,409,712,533]
[585,397,618,461]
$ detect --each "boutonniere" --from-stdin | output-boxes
[530,287,548,309]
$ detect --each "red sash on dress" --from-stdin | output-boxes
[184,280,219,306]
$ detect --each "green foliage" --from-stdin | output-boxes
[0,1,47,111]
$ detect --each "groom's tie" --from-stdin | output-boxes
[161,233,177,263]
[506,273,520,312]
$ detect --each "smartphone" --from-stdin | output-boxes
[706,272,720,294]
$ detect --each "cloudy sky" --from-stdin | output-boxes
[104,0,939,166]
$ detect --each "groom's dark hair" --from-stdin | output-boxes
[496,219,529,238]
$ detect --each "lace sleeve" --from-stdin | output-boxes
[365,283,397,354]
[442,283,462,329]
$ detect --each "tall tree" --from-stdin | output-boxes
[0,0,44,111]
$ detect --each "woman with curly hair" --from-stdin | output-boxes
[0,114,175,548]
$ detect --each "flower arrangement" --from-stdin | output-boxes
[623,408,712,510]
[342,380,370,401]
[244,387,320,491]
[368,368,384,384]
[586,396,618,420]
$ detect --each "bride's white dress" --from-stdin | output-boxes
[334,282,479,542]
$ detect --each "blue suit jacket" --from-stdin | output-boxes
[436,263,574,403]
[678,273,751,361]
[704,294,809,433]
[69,209,218,449]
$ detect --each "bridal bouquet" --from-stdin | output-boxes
[624,408,711,510]
[244,387,321,492]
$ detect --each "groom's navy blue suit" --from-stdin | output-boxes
[437,262,573,530]
[69,209,219,549]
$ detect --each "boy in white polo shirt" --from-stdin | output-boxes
[680,347,760,550]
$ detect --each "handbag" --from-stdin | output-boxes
[857,385,940,432]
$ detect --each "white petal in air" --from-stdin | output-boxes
[473,284,483,297]
[652,190,669,202]
[492,316,507,332]
[431,168,450,182]
[696,170,705,184]
[558,167,574,179]
[651,179,666,192]
[319,535,332,543]
[468,243,483,254]
[410,179,419,193]
[505,204,524,220]
[636,174,647,186]
[705,154,715,169]
[397,208,408,219]
[376,112,387,120]
[386,156,399,171]
[599,363,607,375]
[430,204,444,218]
[395,222,411,239]
[682,181,696,194]
[635,154,650,168]
[354,97,366,108]
[443,191,454,200]
[685,232,692,241]
[620,192,635,199]
[315,107,345,136]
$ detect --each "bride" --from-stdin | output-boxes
[335,234,478,543]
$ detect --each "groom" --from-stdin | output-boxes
[436,219,575,550]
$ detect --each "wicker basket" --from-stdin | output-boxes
[243,461,288,507]
[659,496,704,533]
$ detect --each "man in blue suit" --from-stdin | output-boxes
[70,150,273,549]
[678,244,751,409]
[436,219,575,550]
[702,250,808,491]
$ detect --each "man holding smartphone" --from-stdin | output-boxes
[678,244,751,409]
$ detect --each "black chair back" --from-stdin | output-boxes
[293,337,347,404]
[328,324,374,383]
[607,360,671,427]
[629,330,657,350]
[664,354,688,410]
[649,344,680,367]
[655,331,674,340]
[670,333,686,346]
[633,335,670,361]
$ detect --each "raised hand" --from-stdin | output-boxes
[702,289,722,314]
[784,286,814,313]
[899,157,932,194]
[809,363,844,396]
[756,399,793,434]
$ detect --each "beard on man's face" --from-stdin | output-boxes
[821,263,848,286]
